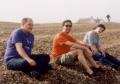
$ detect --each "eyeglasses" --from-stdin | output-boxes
[64,25,72,27]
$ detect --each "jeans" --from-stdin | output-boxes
[93,52,120,67]
[105,53,120,66]
[6,54,50,74]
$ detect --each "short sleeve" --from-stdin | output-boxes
[69,35,76,42]
[57,36,68,45]
[86,32,95,46]
[11,30,23,44]
[58,35,76,45]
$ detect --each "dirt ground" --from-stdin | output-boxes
[0,22,120,84]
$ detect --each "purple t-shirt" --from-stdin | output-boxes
[4,28,34,63]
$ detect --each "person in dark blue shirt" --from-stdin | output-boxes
[4,18,51,77]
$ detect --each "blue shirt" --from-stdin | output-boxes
[83,31,100,49]
[4,28,34,63]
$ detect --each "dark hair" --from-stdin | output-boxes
[62,20,72,26]
[93,24,106,31]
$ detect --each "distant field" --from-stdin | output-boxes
[1,22,120,53]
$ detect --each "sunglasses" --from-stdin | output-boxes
[64,25,72,27]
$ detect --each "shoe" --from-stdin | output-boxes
[116,67,120,71]
[22,70,30,75]
[30,71,41,78]
[111,65,120,70]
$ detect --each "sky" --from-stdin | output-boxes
[0,0,120,23]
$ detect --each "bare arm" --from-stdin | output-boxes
[64,41,89,50]
[15,43,36,66]
[76,40,98,54]
[76,40,90,48]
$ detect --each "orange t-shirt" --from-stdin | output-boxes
[51,32,76,59]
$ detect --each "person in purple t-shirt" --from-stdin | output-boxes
[4,18,51,77]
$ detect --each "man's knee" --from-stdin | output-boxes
[76,49,83,54]
[43,54,50,63]
[7,58,30,70]
[69,49,83,58]
[37,54,50,64]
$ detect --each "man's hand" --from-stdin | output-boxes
[100,50,106,56]
[90,46,98,54]
[27,58,37,66]
[98,48,106,56]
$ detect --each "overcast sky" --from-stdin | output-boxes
[0,0,119,23]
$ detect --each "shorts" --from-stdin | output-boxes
[55,52,76,65]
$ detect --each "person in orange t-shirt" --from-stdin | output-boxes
[51,20,100,75]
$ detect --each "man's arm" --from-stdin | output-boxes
[76,40,90,48]
[64,41,89,51]
[64,41,93,57]
[76,40,98,54]
[15,43,36,66]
